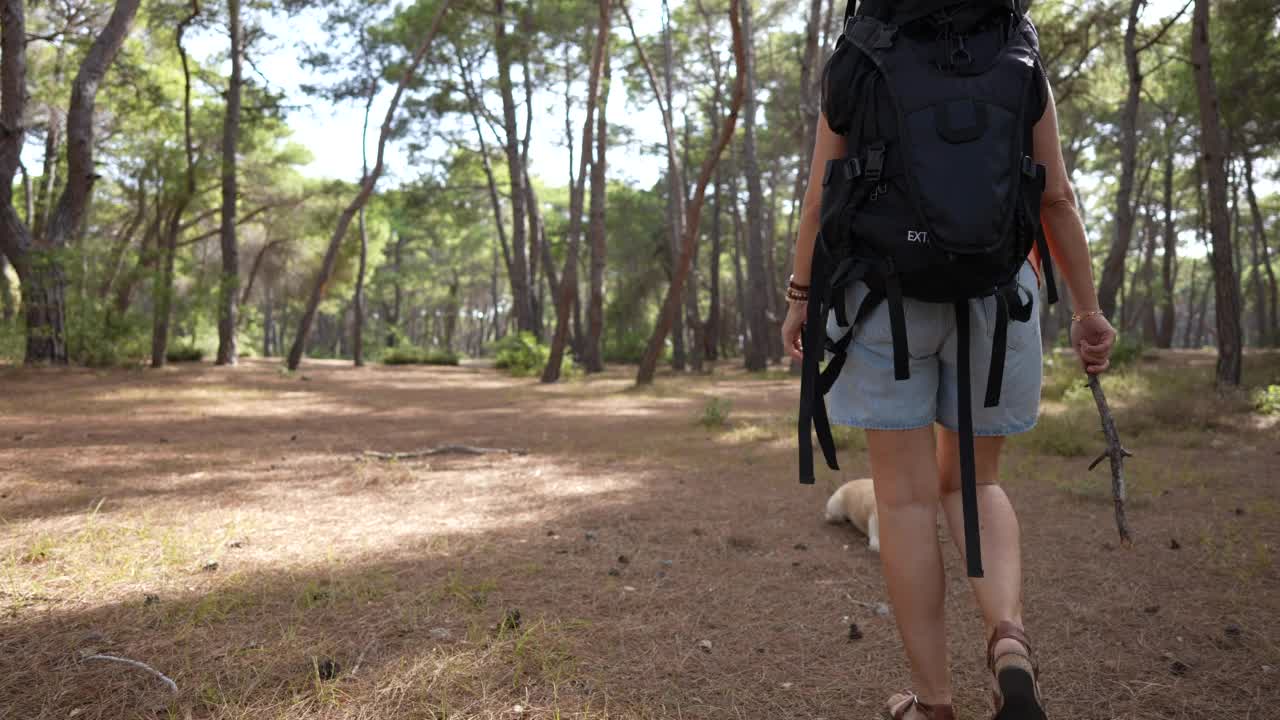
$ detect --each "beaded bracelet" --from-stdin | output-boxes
[785,286,810,303]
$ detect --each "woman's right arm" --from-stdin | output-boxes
[782,113,849,361]
[1033,82,1117,374]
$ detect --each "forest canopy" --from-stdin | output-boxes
[0,0,1277,387]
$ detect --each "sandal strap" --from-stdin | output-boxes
[887,693,956,720]
[987,620,1035,671]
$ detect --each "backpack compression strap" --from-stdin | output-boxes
[954,300,985,578]
[798,268,883,485]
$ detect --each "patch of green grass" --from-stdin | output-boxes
[699,397,732,429]
[198,590,256,624]
[2,510,255,605]
[508,619,579,688]
[1126,381,1253,436]
[722,420,779,443]
[1048,453,1216,508]
[1199,523,1275,582]
[831,425,867,451]
[439,572,497,611]
[1018,409,1092,457]
[1253,384,1280,415]
[18,534,56,564]
[294,571,397,611]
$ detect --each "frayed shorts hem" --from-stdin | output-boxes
[827,416,937,432]
[936,416,1039,438]
[829,416,1040,438]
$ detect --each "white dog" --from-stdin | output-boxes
[825,477,880,552]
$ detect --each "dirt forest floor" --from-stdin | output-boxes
[1,352,1278,720]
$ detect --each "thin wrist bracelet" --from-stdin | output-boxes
[786,287,810,303]
[1071,309,1104,323]
[788,274,810,291]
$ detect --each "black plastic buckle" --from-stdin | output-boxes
[874,24,898,49]
[1020,155,1038,179]
[823,157,863,186]
[844,158,863,181]
[865,143,886,182]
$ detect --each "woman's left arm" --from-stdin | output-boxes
[782,113,848,361]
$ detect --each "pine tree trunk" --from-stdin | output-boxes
[1097,0,1145,319]
[150,218,178,368]
[740,0,770,372]
[262,285,274,357]
[583,49,610,373]
[444,275,459,351]
[636,0,747,385]
[494,0,534,334]
[151,2,200,368]
[0,0,142,365]
[1181,260,1198,349]
[216,0,244,366]
[542,0,609,383]
[1157,141,1177,348]
[707,164,722,362]
[387,232,403,347]
[352,53,377,368]
[20,257,68,362]
[1244,153,1277,347]
[287,2,450,371]
[731,166,748,357]
[0,254,13,321]
[1139,223,1158,345]
[1191,0,1243,385]
[353,206,368,365]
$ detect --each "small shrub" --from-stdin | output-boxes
[493,332,577,377]
[0,320,22,364]
[1253,384,1280,415]
[604,330,652,365]
[1109,336,1144,368]
[1041,353,1084,402]
[699,397,732,428]
[382,346,460,366]
[1019,409,1092,457]
[166,345,204,363]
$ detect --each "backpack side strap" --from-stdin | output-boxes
[955,299,986,578]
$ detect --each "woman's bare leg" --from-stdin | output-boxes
[867,427,951,709]
[935,428,1026,658]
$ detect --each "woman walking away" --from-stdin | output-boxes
[782,1,1116,719]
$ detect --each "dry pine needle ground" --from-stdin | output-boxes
[1,351,1277,719]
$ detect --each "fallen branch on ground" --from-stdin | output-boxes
[1086,373,1134,545]
[360,445,528,461]
[82,654,178,693]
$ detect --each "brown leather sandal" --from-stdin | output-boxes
[987,621,1046,720]
[883,692,956,720]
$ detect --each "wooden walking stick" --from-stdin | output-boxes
[1086,373,1133,545]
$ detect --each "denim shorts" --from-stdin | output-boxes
[824,261,1043,436]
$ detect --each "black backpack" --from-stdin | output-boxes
[798,0,1059,578]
